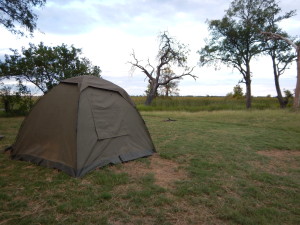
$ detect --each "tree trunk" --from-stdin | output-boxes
[272,57,286,108]
[4,99,11,113]
[245,63,252,109]
[246,80,251,109]
[293,47,300,109]
[145,82,158,105]
[165,86,169,97]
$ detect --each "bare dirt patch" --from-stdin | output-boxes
[112,153,188,189]
[255,150,300,175]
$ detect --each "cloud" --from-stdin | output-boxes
[35,1,97,35]
[33,0,300,37]
[34,0,231,36]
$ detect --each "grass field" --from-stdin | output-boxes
[0,96,291,117]
[131,96,290,111]
[0,110,300,225]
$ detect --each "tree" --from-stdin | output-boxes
[283,89,294,106]
[0,0,46,36]
[0,42,101,93]
[262,33,296,108]
[145,80,158,97]
[232,84,244,98]
[158,79,181,97]
[261,7,296,108]
[0,81,33,115]
[0,85,15,113]
[226,84,244,98]
[198,0,291,109]
[158,67,181,97]
[129,32,197,105]
[261,32,300,109]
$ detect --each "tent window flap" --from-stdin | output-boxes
[88,88,128,139]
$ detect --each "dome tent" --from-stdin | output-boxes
[11,75,155,177]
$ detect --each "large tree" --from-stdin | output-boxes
[0,0,46,36]
[198,0,291,108]
[262,32,300,109]
[262,32,296,108]
[261,7,296,108]
[0,42,101,93]
[129,32,197,105]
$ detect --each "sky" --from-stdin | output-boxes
[0,0,300,96]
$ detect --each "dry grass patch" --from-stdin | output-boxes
[112,153,188,189]
[257,149,300,158]
[109,154,225,224]
[256,149,300,175]
[162,199,226,225]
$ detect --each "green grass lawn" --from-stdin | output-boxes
[0,110,299,225]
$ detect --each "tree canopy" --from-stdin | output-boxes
[0,42,101,93]
[0,0,46,36]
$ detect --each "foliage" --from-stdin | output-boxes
[0,0,46,36]
[283,89,294,106]
[0,86,15,113]
[129,31,196,105]
[0,82,34,116]
[1,110,299,224]
[227,84,244,98]
[232,84,244,98]
[198,0,293,109]
[0,42,101,93]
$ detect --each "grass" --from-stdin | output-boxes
[132,96,287,111]
[0,96,290,116]
[0,110,300,224]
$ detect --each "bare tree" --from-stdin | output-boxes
[262,32,300,109]
[129,32,197,105]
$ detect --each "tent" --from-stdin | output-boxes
[11,75,155,177]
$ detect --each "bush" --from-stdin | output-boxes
[0,84,34,116]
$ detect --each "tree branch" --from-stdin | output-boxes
[158,67,197,85]
[128,50,154,80]
[261,32,298,50]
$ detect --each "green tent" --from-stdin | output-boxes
[11,76,155,177]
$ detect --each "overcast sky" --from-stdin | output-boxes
[1,0,300,96]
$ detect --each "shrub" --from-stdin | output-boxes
[0,83,34,116]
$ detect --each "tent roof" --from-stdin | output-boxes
[61,75,135,106]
